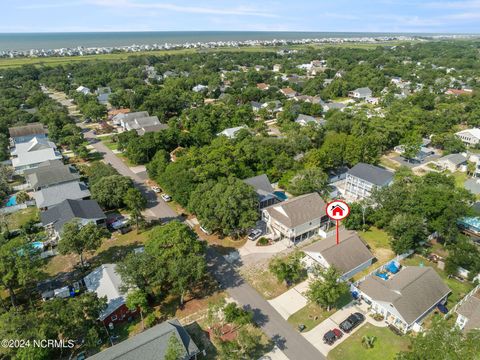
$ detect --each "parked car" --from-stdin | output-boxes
[339,312,365,333]
[323,328,343,345]
[152,186,161,193]
[111,218,129,230]
[161,194,172,202]
[248,229,262,241]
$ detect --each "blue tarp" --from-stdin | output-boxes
[386,261,400,274]
[376,272,389,280]
[437,304,448,314]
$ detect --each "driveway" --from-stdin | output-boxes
[302,302,367,356]
[259,346,290,360]
[268,280,310,319]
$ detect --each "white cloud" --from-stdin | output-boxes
[86,0,278,17]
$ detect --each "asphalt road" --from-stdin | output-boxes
[83,129,179,222]
[207,249,325,360]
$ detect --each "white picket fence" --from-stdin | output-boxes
[0,200,35,214]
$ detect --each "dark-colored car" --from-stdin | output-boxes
[339,312,365,333]
[323,328,343,345]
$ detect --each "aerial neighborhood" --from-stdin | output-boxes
[1,39,480,360]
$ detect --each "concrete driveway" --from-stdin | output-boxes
[268,280,310,319]
[302,302,367,356]
[259,346,290,360]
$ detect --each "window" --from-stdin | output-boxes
[111,315,118,321]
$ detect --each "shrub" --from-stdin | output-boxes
[256,237,270,246]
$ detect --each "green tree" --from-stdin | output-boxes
[126,289,148,330]
[401,131,422,161]
[117,252,158,298]
[306,267,349,311]
[164,334,185,360]
[124,188,147,233]
[269,252,306,285]
[287,168,329,197]
[387,213,427,254]
[223,303,254,327]
[145,222,207,304]
[15,191,30,204]
[58,221,108,267]
[188,177,258,237]
[91,175,133,209]
[396,318,480,360]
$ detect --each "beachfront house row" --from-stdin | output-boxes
[303,233,375,280]
[455,289,480,332]
[87,319,200,360]
[262,192,333,243]
[344,163,394,200]
[354,266,451,333]
[455,128,480,146]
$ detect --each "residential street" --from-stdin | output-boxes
[207,249,325,360]
[82,128,179,222]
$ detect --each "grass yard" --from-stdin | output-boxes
[401,255,474,306]
[379,155,401,170]
[328,323,410,360]
[100,135,118,151]
[240,264,290,300]
[287,291,352,331]
[451,171,468,189]
[4,207,39,229]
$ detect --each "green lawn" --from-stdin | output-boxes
[4,207,39,230]
[451,171,468,189]
[401,255,474,306]
[328,324,410,360]
[288,291,352,331]
[358,227,391,250]
[100,135,118,151]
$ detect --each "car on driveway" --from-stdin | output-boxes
[248,229,262,241]
[339,312,365,333]
[323,328,343,345]
[152,186,161,193]
[161,194,172,202]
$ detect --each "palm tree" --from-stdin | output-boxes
[361,335,376,349]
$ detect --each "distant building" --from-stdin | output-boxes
[295,114,325,127]
[279,87,298,98]
[87,319,200,360]
[96,87,112,104]
[456,128,480,146]
[192,84,208,92]
[348,87,372,99]
[344,163,393,200]
[217,125,247,139]
[436,153,468,172]
[76,86,90,95]
[273,64,282,72]
[256,83,270,91]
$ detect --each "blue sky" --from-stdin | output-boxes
[2,0,480,33]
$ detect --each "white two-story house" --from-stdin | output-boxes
[344,163,393,200]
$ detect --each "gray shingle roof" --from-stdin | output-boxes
[33,181,90,208]
[348,163,393,186]
[87,318,200,360]
[264,192,326,228]
[40,199,105,233]
[358,266,451,325]
[243,174,274,197]
[25,161,80,189]
[439,153,467,166]
[464,179,480,195]
[456,290,480,332]
[304,233,374,276]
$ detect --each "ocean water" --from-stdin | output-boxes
[0,31,441,52]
